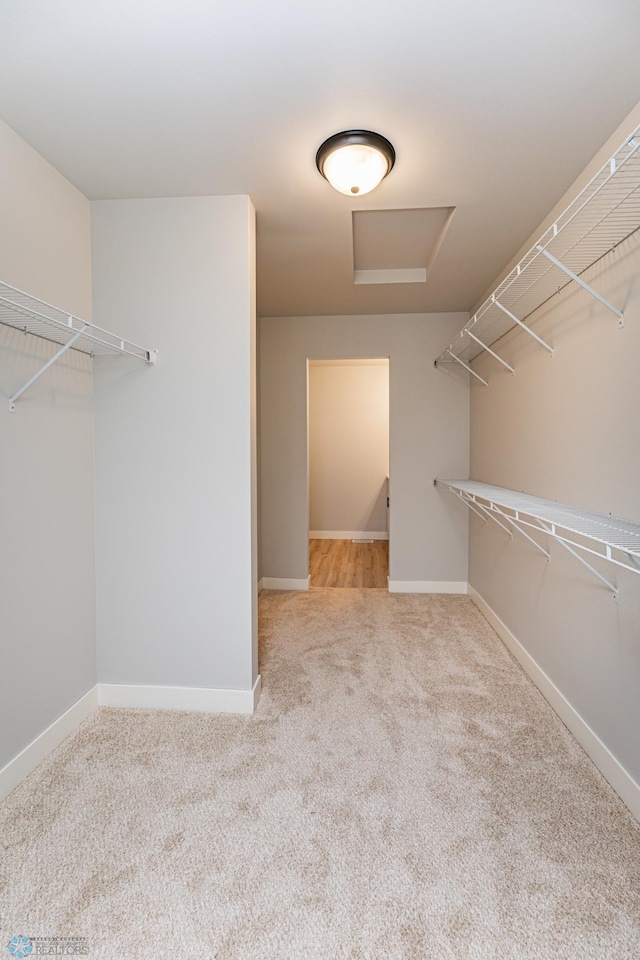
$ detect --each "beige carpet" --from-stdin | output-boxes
[1,591,640,959]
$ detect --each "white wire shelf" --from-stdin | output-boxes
[437,479,640,601]
[435,124,640,383]
[0,280,156,411]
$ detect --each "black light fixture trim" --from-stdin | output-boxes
[315,129,396,184]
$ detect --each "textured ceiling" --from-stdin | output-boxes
[0,0,639,318]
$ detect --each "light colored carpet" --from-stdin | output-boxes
[1,590,639,959]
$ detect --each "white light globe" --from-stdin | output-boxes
[322,143,391,197]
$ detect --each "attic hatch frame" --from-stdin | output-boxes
[436,479,640,602]
[434,123,640,382]
[0,280,157,412]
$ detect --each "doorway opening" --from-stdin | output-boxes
[307,358,389,588]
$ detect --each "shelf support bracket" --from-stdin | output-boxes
[624,552,640,571]
[490,504,551,559]
[473,500,513,538]
[450,488,488,523]
[536,245,624,327]
[466,330,515,374]
[472,496,552,555]
[446,350,489,386]
[492,298,554,355]
[9,324,87,412]
[536,519,618,600]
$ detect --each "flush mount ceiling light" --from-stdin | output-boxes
[315,130,396,197]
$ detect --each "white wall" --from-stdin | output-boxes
[468,102,640,789]
[260,313,469,588]
[92,196,258,694]
[0,118,95,769]
[309,360,389,536]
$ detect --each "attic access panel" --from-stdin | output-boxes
[352,207,455,285]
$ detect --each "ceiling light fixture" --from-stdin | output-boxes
[315,130,396,197]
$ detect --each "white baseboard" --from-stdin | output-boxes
[309,531,389,540]
[258,577,264,593]
[388,580,468,594]
[0,686,98,802]
[98,674,262,715]
[469,586,640,822]
[260,576,310,591]
[0,676,263,802]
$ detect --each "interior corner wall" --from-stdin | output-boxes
[259,314,469,584]
[256,317,262,582]
[309,361,389,535]
[92,196,258,693]
[0,118,96,769]
[468,104,640,787]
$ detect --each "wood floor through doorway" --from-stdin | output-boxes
[309,538,388,588]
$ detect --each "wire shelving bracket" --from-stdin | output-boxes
[434,125,640,383]
[436,479,640,601]
[0,280,157,412]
